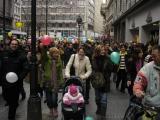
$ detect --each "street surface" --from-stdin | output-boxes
[0,80,129,120]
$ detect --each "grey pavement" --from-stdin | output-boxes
[0,80,129,120]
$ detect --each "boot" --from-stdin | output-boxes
[53,108,58,118]
[100,105,107,119]
[96,105,101,115]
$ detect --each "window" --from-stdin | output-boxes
[120,0,122,11]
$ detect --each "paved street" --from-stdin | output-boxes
[0,80,129,120]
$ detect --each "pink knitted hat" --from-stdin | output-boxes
[69,84,77,95]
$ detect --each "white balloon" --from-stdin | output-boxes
[6,72,18,83]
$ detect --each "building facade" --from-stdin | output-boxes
[0,0,14,34]
[94,0,104,38]
[21,0,95,38]
[112,0,160,45]
[13,0,22,30]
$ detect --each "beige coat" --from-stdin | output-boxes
[65,54,92,80]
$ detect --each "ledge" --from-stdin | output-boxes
[112,0,152,25]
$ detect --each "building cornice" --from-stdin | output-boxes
[113,0,152,25]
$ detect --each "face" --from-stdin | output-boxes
[78,49,85,60]
[10,40,18,51]
[151,49,160,66]
[51,51,59,60]
[138,50,143,58]
[71,92,78,97]
[121,46,125,52]
[100,47,106,56]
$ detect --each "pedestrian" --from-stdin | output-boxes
[133,45,160,119]
[91,45,113,120]
[127,47,144,96]
[0,39,29,120]
[65,46,92,104]
[42,47,63,118]
[116,44,128,93]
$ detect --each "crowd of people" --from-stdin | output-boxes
[0,36,159,120]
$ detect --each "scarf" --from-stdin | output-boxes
[51,59,57,91]
[136,60,142,72]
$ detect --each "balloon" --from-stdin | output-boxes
[85,116,93,120]
[15,21,24,28]
[41,35,52,46]
[110,52,120,64]
[6,72,18,83]
[8,32,12,37]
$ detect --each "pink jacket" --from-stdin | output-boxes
[63,89,84,105]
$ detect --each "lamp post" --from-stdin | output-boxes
[46,0,48,35]
[76,15,82,41]
[27,0,42,120]
[3,0,6,47]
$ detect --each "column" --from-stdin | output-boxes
[139,26,149,44]
[125,18,133,42]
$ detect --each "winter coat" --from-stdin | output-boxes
[133,61,160,107]
[63,89,84,105]
[65,54,92,80]
[43,55,63,91]
[0,49,29,88]
[63,47,75,67]
[92,55,113,92]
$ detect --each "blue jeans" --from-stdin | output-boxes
[95,89,107,116]
[95,89,107,105]
[45,88,58,109]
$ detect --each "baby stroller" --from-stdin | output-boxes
[61,76,86,120]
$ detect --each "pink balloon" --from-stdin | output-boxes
[41,35,52,46]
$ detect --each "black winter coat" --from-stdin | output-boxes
[0,49,29,88]
[92,55,113,92]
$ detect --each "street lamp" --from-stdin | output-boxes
[76,15,82,41]
[46,0,48,35]
[27,0,42,120]
[3,0,6,47]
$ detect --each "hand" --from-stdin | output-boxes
[79,75,85,80]
[127,81,132,86]
[135,90,145,98]
[64,100,71,105]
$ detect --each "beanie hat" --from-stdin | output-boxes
[69,84,77,95]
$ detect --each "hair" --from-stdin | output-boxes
[93,45,105,58]
[152,45,160,52]
[49,47,60,56]
[77,46,85,53]
[132,47,143,61]
[9,39,19,46]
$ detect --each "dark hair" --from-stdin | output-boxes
[9,39,19,46]
[152,45,160,52]
[77,46,85,53]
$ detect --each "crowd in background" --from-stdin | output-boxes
[0,36,155,120]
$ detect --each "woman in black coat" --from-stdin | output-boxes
[92,45,113,120]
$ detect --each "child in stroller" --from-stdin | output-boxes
[62,77,85,120]
[63,84,84,105]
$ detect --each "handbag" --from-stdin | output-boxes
[70,54,75,76]
[91,72,105,89]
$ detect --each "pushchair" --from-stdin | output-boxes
[61,76,86,120]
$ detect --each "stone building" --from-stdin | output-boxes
[102,0,160,45]
[21,0,95,38]
[0,0,14,34]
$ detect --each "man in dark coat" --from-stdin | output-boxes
[63,43,75,67]
[0,40,29,120]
